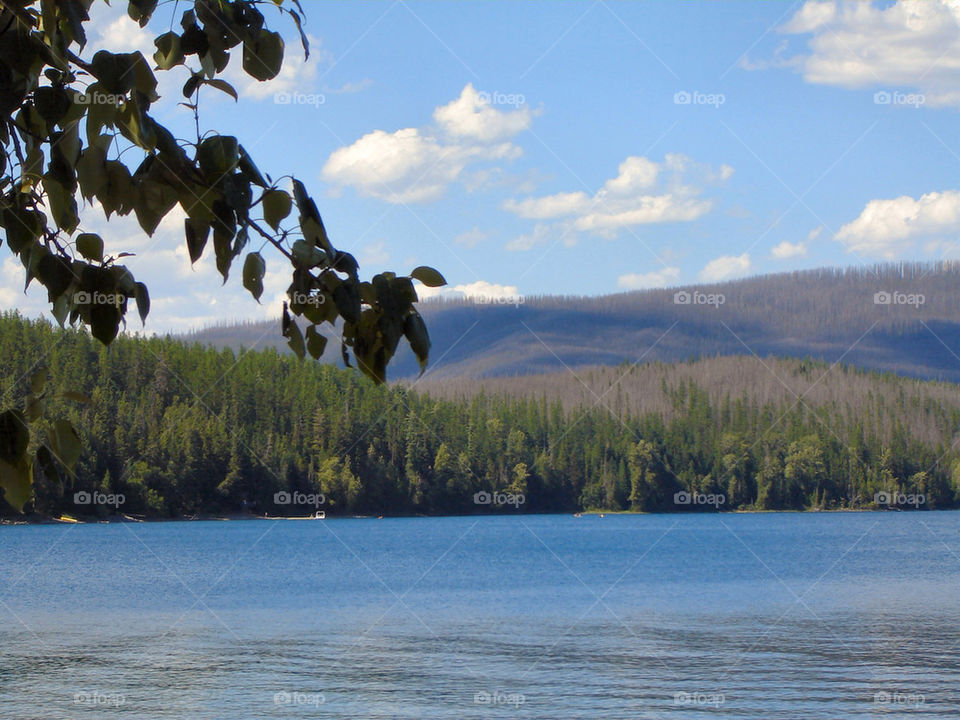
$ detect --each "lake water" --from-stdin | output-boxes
[1,512,959,719]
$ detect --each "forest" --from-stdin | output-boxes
[1,311,958,518]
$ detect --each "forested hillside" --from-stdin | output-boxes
[184,262,960,381]
[2,313,958,518]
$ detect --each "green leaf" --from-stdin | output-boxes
[292,239,323,269]
[403,312,431,374]
[238,145,267,187]
[29,368,49,395]
[185,218,210,264]
[61,391,92,404]
[36,254,74,302]
[286,318,305,359]
[197,135,239,177]
[50,419,82,472]
[90,303,121,345]
[204,78,238,101]
[262,189,291,231]
[242,252,265,301]
[2,207,44,253]
[134,281,150,325]
[43,175,79,234]
[34,86,70,123]
[76,233,104,262]
[134,179,178,236]
[305,325,327,360]
[410,266,446,288]
[76,145,108,202]
[182,72,203,98]
[154,31,184,70]
[0,456,32,513]
[90,51,137,94]
[242,29,284,82]
[0,409,30,463]
[128,0,159,27]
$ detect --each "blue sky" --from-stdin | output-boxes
[6,0,960,332]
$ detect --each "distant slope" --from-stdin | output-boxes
[181,262,960,381]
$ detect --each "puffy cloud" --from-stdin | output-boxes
[601,156,660,195]
[835,190,960,258]
[433,84,533,142]
[617,267,681,290]
[415,279,522,302]
[777,0,960,106]
[503,192,590,219]
[322,85,528,204]
[698,253,751,282]
[771,240,808,259]
[453,228,489,248]
[504,222,577,252]
[503,154,729,236]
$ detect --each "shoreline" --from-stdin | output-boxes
[0,506,936,525]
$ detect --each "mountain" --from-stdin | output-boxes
[181,262,960,382]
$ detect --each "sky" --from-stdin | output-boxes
[6,0,960,333]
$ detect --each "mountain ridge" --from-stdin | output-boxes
[180,262,960,382]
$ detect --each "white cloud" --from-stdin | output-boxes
[601,156,660,195]
[835,189,960,258]
[322,84,528,204]
[698,253,751,282]
[503,154,729,237]
[415,279,522,302]
[503,192,590,219]
[231,34,327,101]
[777,0,960,106]
[89,6,154,55]
[454,228,488,248]
[433,84,533,142]
[807,226,823,241]
[360,241,390,266]
[617,267,681,290]
[771,240,808,259]
[505,221,577,251]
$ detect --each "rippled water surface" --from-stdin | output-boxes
[2,512,959,718]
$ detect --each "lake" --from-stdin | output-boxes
[1,512,959,718]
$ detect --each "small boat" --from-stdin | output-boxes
[314,510,326,519]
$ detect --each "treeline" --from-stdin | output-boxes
[1,312,958,518]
